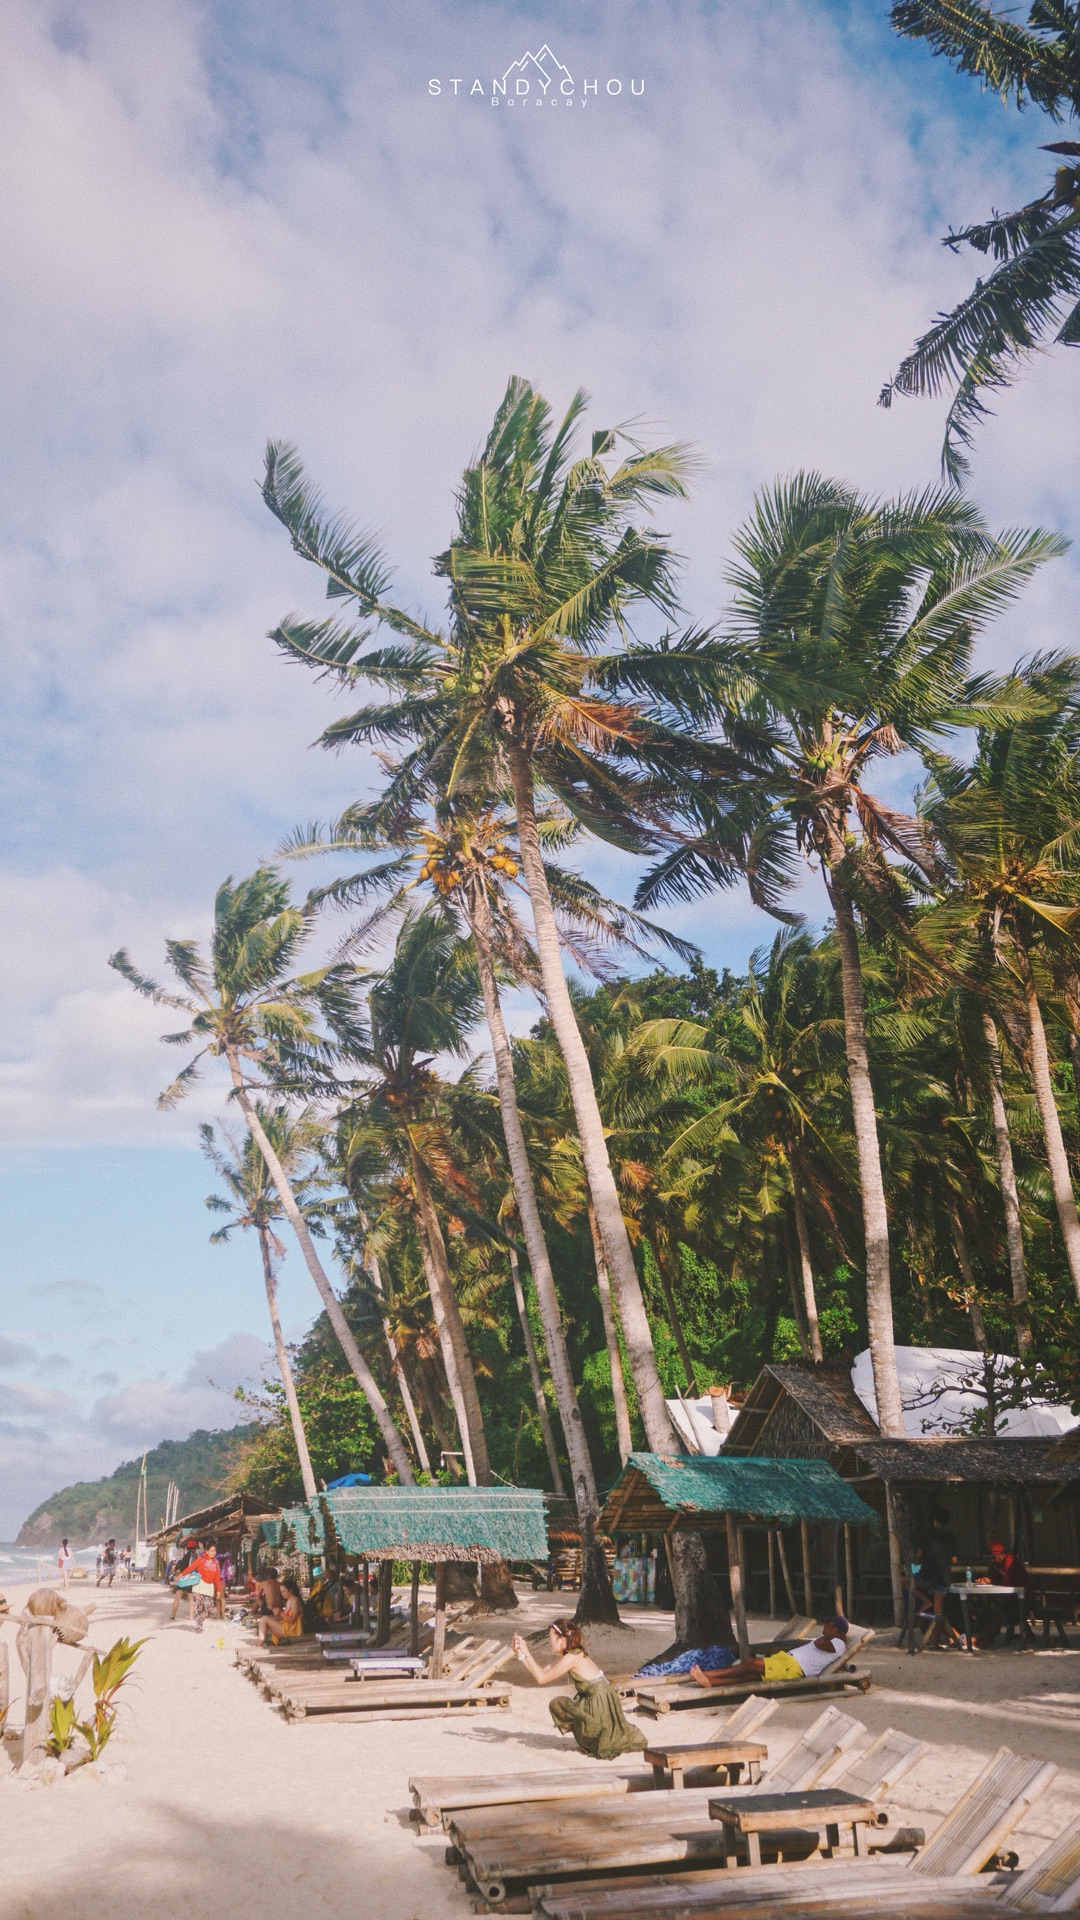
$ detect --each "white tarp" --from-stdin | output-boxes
[851,1345,1079,1438]
[665,1394,734,1455]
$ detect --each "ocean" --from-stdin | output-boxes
[0,1542,102,1586]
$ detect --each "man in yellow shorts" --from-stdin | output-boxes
[690,1615,849,1689]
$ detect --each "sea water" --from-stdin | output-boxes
[0,1542,101,1586]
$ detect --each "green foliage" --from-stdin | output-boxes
[46,1694,77,1758]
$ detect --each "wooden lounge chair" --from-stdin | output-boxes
[409,1697,779,1829]
[443,1709,865,1905]
[999,1818,1080,1911]
[529,1745,1058,1919]
[633,1627,875,1718]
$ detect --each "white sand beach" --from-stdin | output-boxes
[3,1579,1080,1920]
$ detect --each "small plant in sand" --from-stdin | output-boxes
[46,1636,145,1770]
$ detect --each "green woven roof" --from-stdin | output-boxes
[259,1518,284,1548]
[319,1485,547,1563]
[601,1453,877,1533]
[281,1504,327,1556]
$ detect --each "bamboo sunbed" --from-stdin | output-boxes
[631,1629,875,1717]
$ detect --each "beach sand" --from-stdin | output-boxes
[2,1578,1079,1919]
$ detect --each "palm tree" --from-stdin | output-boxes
[638,474,1064,1442]
[288,794,685,1618]
[335,904,494,1483]
[882,0,1080,479]
[109,868,415,1481]
[200,1106,320,1500]
[261,384,695,1464]
[919,654,1080,1307]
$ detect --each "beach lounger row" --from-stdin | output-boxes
[237,1623,515,1720]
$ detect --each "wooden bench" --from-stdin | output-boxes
[642,1741,767,1789]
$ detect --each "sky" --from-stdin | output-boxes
[2,0,1079,1537]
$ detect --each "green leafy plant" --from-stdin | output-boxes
[66,1636,147,1768]
[45,1694,77,1758]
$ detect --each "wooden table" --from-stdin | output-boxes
[708,1787,881,1868]
[948,1583,1032,1652]
[348,1654,424,1679]
[642,1740,767,1789]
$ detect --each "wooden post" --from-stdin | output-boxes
[21,1621,54,1771]
[0,1642,9,1731]
[361,1559,370,1633]
[800,1519,814,1617]
[776,1530,797,1615]
[886,1485,906,1630]
[431,1562,447,1679]
[376,1562,392,1646]
[831,1524,843,1619]
[409,1561,420,1658]
[767,1530,777,1620]
[844,1525,855,1621]
[725,1513,750,1659]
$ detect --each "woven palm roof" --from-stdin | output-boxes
[281,1504,327,1555]
[600,1452,877,1533]
[725,1365,879,1455]
[318,1485,548,1563]
[146,1492,279,1545]
[851,1438,1080,1485]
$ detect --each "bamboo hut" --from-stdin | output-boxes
[301,1485,547,1673]
[599,1451,876,1655]
[147,1492,279,1582]
[725,1364,1080,1624]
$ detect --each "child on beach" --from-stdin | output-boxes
[512,1617,647,1760]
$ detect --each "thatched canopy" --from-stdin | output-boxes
[853,1438,1080,1486]
[317,1485,547,1564]
[725,1365,877,1457]
[600,1452,877,1535]
[147,1493,278,1546]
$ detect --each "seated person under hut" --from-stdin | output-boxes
[690,1615,850,1689]
[513,1618,647,1759]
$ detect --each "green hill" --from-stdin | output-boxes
[16,1424,262,1548]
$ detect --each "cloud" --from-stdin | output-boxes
[0,1337,34,1369]
[1,1330,272,1538]
[28,1277,106,1303]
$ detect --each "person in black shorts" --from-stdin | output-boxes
[913,1506,959,1622]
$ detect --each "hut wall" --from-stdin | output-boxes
[753,1399,834,1461]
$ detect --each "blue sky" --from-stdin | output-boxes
[2,0,1079,1536]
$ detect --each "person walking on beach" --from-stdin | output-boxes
[57,1539,74,1588]
[97,1540,117,1588]
[512,1618,648,1760]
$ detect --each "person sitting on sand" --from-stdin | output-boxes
[255,1574,304,1645]
[512,1617,648,1760]
[690,1615,850,1689]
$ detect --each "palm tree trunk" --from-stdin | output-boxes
[508,1250,565,1493]
[509,747,677,1455]
[257,1223,318,1502]
[789,1162,823,1364]
[468,882,617,1618]
[782,1215,813,1361]
[981,1012,1031,1352]
[227,1057,415,1482]
[823,870,905,1438]
[1017,951,1080,1307]
[365,1244,432,1475]
[587,1197,633,1464]
[406,1134,491,1483]
[948,1203,989,1360]
[647,1232,697,1392]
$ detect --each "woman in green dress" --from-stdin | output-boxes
[512,1617,647,1760]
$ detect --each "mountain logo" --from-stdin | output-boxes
[499,45,573,94]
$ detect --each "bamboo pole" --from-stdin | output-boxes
[725,1514,750,1659]
[431,1563,447,1679]
[844,1524,855,1621]
[799,1519,814,1617]
[776,1530,797,1615]
[767,1530,777,1620]
[376,1563,392,1646]
[409,1562,420,1658]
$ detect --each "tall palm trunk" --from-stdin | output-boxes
[406,1134,491,1482]
[469,881,617,1619]
[823,871,904,1437]
[257,1223,318,1502]
[365,1243,432,1474]
[510,749,724,1642]
[1017,951,1080,1306]
[508,1250,566,1495]
[981,1012,1031,1352]
[586,1197,633,1463]
[789,1161,823,1364]
[509,747,676,1455]
[948,1203,989,1359]
[227,1056,415,1482]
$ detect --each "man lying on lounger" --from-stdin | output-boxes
[690,1614,849,1688]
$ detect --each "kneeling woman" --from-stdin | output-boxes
[512,1618,647,1760]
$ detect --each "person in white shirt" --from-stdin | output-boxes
[691,1614,850,1689]
[57,1539,74,1588]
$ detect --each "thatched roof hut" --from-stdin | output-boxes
[317,1484,547,1564]
[599,1452,876,1536]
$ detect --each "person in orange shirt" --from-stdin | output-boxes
[255,1575,304,1645]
